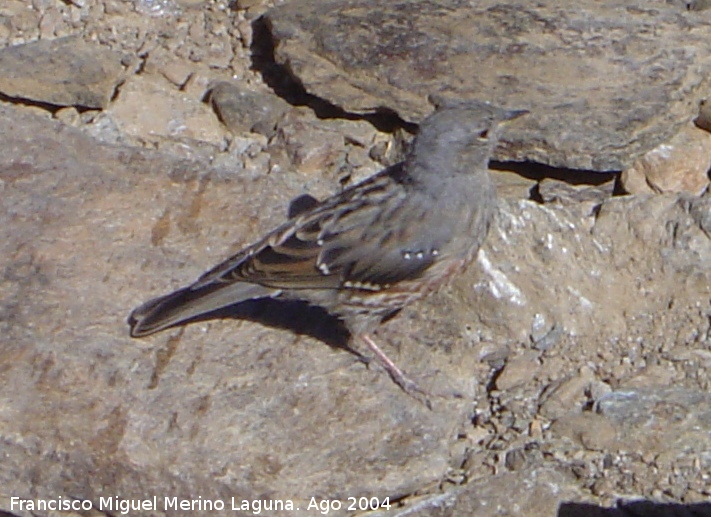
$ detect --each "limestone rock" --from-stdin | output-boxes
[551,413,617,452]
[0,104,470,517]
[620,124,711,195]
[265,0,711,170]
[208,80,290,136]
[596,389,711,464]
[2,103,711,516]
[495,350,540,391]
[271,107,382,179]
[0,36,125,108]
[402,468,584,517]
[444,192,711,344]
[108,74,229,147]
[539,370,595,420]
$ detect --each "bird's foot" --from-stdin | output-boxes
[360,334,432,409]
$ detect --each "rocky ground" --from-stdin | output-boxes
[1,0,711,516]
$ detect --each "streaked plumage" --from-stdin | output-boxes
[128,99,527,399]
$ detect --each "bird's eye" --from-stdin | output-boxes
[477,129,489,140]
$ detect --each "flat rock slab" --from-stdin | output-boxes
[0,104,470,517]
[2,101,711,514]
[597,388,711,463]
[0,36,125,108]
[266,0,711,170]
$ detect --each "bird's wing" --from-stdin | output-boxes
[193,164,442,292]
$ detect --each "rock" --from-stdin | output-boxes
[272,107,347,174]
[208,80,290,136]
[621,363,677,388]
[620,124,711,195]
[3,99,711,515]
[444,191,711,345]
[0,104,472,517]
[695,99,711,132]
[596,389,711,464]
[0,36,125,109]
[134,0,181,17]
[495,350,540,391]
[270,107,382,179]
[265,0,711,170]
[537,178,615,207]
[3,2,711,514]
[490,169,537,199]
[108,74,229,147]
[4,0,41,43]
[403,467,584,517]
[539,370,594,420]
[551,413,617,451]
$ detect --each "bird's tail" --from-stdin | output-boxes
[128,281,278,337]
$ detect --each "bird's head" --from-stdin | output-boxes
[414,96,528,158]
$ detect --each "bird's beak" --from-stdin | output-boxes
[501,109,529,121]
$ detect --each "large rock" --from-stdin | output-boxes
[265,0,711,170]
[456,191,711,343]
[0,36,125,109]
[2,101,711,514]
[0,104,470,517]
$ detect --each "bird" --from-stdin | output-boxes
[128,98,527,401]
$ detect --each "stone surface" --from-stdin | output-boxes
[208,80,290,136]
[551,413,617,452]
[2,0,711,515]
[495,350,540,390]
[539,371,595,420]
[107,74,229,148]
[270,106,386,182]
[596,388,711,476]
[458,192,711,344]
[0,36,125,108]
[402,468,586,517]
[2,99,711,514]
[621,124,711,195]
[266,0,711,170]
[0,104,470,517]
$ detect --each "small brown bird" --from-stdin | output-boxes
[128,98,527,399]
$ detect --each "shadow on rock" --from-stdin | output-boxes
[179,298,353,352]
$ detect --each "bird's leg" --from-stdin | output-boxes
[360,334,431,409]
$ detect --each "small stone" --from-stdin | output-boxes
[551,413,617,451]
[620,124,711,195]
[158,61,194,88]
[695,99,711,132]
[38,8,65,39]
[208,81,289,136]
[495,350,540,391]
[236,0,265,8]
[539,370,593,419]
[489,168,537,199]
[134,0,180,17]
[532,323,562,352]
[588,379,613,402]
[504,448,528,471]
[537,178,615,206]
[54,106,80,126]
[31,0,54,10]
